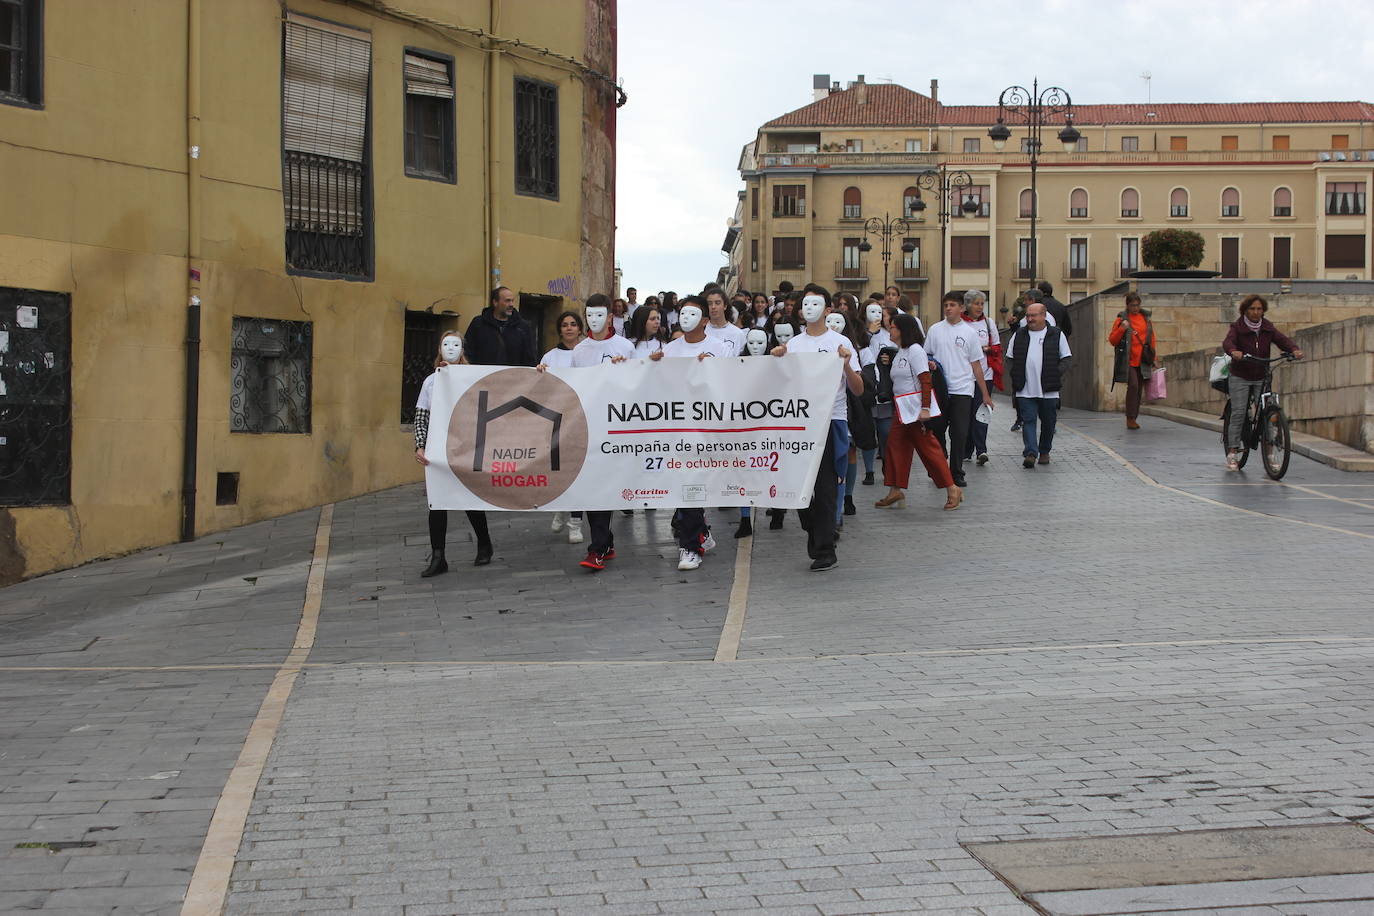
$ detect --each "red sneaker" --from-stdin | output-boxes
[579,551,606,571]
[601,547,616,561]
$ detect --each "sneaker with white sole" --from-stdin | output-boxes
[567,520,583,544]
[550,512,566,533]
[677,548,701,570]
[700,532,717,553]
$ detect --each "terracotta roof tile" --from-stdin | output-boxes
[764,83,938,128]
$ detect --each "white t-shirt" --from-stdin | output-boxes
[612,315,626,336]
[1014,327,1073,399]
[966,315,1002,380]
[540,346,577,369]
[416,371,437,411]
[704,322,747,357]
[632,338,664,359]
[923,319,985,397]
[785,328,860,422]
[571,333,635,367]
[661,335,719,359]
[866,327,892,365]
[889,344,931,400]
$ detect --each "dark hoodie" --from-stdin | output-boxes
[1222,316,1298,381]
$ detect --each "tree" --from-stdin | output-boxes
[1141,229,1205,270]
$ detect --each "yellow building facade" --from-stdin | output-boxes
[735,78,1374,326]
[0,0,618,583]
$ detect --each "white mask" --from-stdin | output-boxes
[585,306,608,334]
[825,313,846,334]
[440,336,463,363]
[866,303,883,325]
[745,329,768,356]
[801,294,826,324]
[678,305,703,333]
[772,323,794,345]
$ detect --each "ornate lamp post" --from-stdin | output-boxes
[856,213,916,291]
[908,166,977,306]
[988,78,1079,287]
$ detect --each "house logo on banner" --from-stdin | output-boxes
[445,369,589,510]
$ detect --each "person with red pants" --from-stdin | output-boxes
[874,313,962,511]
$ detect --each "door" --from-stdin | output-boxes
[519,292,560,357]
[1221,238,1240,278]
[1272,237,1291,279]
[0,288,72,506]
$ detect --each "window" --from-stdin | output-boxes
[953,184,990,218]
[1170,187,1189,217]
[841,238,861,273]
[1169,136,1188,151]
[403,52,455,182]
[901,239,921,274]
[750,187,758,220]
[1332,134,1350,150]
[1273,187,1292,217]
[1018,188,1035,219]
[950,236,989,269]
[773,184,806,217]
[1020,137,1035,154]
[1120,237,1139,273]
[1221,135,1238,151]
[1324,234,1365,269]
[905,138,922,152]
[0,0,41,107]
[963,137,981,153]
[400,310,441,424]
[903,186,922,217]
[0,286,70,506]
[1121,136,1139,152]
[230,317,313,434]
[1221,187,1240,217]
[1074,137,1088,152]
[282,14,372,279]
[1069,188,1089,218]
[773,237,805,270]
[845,138,863,152]
[785,142,818,153]
[842,186,862,219]
[515,77,558,198]
[1120,187,1140,218]
[750,238,758,271]
[1272,135,1290,151]
[1069,238,1088,277]
[1017,239,1036,278]
[1326,182,1365,215]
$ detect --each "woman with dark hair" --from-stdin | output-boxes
[1108,291,1158,430]
[628,305,668,358]
[661,292,679,332]
[540,311,587,543]
[748,292,771,328]
[876,314,961,511]
[413,332,495,577]
[1221,293,1303,470]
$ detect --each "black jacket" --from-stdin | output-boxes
[464,307,538,367]
[1041,295,1072,336]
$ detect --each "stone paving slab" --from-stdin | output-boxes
[1030,871,1374,914]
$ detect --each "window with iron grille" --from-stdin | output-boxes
[1325,182,1365,216]
[400,311,441,424]
[772,237,805,270]
[0,286,70,506]
[1069,238,1088,277]
[842,186,862,219]
[403,51,454,182]
[950,236,989,269]
[0,0,42,108]
[281,14,372,279]
[1017,239,1036,278]
[773,185,806,217]
[515,77,558,199]
[842,238,861,272]
[231,318,313,434]
[1273,187,1292,217]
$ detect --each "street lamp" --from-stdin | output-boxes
[856,213,916,291]
[988,78,1077,287]
[909,166,977,317]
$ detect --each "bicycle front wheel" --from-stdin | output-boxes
[1260,405,1291,480]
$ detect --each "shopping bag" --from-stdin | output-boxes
[1208,355,1230,393]
[1145,365,1168,401]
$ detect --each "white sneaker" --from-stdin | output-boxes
[567,520,583,544]
[677,548,701,570]
[550,512,566,533]
[701,532,717,553]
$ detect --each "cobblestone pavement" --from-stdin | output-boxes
[1,406,1372,915]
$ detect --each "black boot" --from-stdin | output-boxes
[473,542,493,566]
[843,496,857,516]
[862,472,874,486]
[421,549,448,578]
[733,516,753,539]
[768,509,784,530]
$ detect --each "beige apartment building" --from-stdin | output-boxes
[731,77,1374,324]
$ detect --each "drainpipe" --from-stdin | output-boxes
[181,0,203,542]
[486,0,502,294]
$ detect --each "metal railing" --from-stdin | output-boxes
[833,260,869,281]
[1265,261,1300,279]
[895,259,928,280]
[758,148,1343,169]
[1009,261,1045,280]
[283,150,368,277]
[1214,260,1249,279]
[1063,261,1095,281]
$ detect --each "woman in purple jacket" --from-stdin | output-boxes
[1222,294,1304,471]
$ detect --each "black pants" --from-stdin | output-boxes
[938,394,973,486]
[585,511,614,554]
[675,508,708,553]
[796,422,838,562]
[428,510,490,552]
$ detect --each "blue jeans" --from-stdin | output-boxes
[1016,397,1059,457]
[831,420,849,524]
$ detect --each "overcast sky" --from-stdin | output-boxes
[613,0,1374,297]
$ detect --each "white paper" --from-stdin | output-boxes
[16,306,38,329]
[895,389,941,423]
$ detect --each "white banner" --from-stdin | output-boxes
[423,353,840,511]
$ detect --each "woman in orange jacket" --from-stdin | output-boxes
[1107,291,1157,429]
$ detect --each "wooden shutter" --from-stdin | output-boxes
[1332,134,1350,149]
[1221,135,1238,151]
[1325,234,1365,269]
[1271,135,1290,151]
[404,52,453,98]
[1019,189,1034,218]
[1070,188,1088,215]
[843,187,861,206]
[1169,136,1188,151]
[283,13,371,163]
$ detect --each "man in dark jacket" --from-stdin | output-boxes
[464,286,538,367]
[1006,303,1073,468]
[1037,281,1072,336]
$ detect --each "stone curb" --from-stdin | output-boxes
[1140,404,1374,472]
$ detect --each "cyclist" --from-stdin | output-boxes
[1222,294,1303,471]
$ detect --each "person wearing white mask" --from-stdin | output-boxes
[770,286,862,571]
[413,332,494,577]
[703,289,747,356]
[540,311,587,544]
[726,328,773,540]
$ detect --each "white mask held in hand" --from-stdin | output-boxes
[585,306,608,335]
[772,323,794,345]
[440,336,463,363]
[866,303,884,325]
[745,329,768,356]
[825,313,846,334]
[678,305,703,333]
[801,294,826,324]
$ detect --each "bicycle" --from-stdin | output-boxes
[1219,353,1295,480]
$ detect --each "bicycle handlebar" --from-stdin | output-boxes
[1240,352,1296,364]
